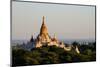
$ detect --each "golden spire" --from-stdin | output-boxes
[42,16,45,24]
[40,16,48,35]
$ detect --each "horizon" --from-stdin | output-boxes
[10,37,94,41]
[12,39,95,46]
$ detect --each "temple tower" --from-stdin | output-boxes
[37,16,51,43]
[40,16,48,35]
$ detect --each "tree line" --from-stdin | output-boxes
[12,41,96,66]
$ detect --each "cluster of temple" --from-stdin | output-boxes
[21,16,80,54]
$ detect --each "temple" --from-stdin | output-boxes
[36,16,51,44]
[20,16,80,54]
[35,16,60,48]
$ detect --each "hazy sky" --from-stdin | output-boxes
[12,1,95,40]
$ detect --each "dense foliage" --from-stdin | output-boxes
[12,42,96,66]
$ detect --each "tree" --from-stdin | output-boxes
[72,41,79,47]
[12,42,96,66]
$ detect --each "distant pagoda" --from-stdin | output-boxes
[29,16,80,54]
[37,16,51,43]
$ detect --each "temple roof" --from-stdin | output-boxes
[40,16,48,35]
